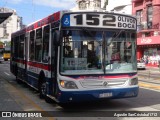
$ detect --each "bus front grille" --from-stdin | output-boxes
[80,79,127,88]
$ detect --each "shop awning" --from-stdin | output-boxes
[137,36,160,45]
[0,13,13,24]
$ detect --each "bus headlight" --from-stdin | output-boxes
[60,80,78,89]
[130,77,138,85]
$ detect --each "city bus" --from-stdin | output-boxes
[10,10,138,106]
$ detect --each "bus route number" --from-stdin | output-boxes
[73,14,116,27]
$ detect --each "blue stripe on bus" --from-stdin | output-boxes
[57,87,139,103]
[27,71,52,91]
[27,71,39,78]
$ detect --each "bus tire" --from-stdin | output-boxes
[39,72,48,99]
[39,75,53,103]
[39,80,46,99]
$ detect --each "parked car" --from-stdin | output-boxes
[137,60,146,70]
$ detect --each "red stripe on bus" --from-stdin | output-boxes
[15,60,51,71]
[28,61,51,71]
[66,74,137,80]
[103,75,132,79]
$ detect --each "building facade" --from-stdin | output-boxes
[107,0,132,14]
[71,0,102,11]
[132,0,160,66]
[72,0,132,14]
[0,7,23,42]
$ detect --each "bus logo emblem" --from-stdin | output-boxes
[103,82,108,86]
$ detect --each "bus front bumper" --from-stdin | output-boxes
[57,87,139,103]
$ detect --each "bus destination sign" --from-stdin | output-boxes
[62,13,136,30]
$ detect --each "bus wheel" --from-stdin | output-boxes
[39,81,46,99]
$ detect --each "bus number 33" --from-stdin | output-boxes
[73,14,116,26]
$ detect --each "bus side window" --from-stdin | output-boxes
[35,28,42,62]
[19,34,25,59]
[15,36,19,58]
[42,25,49,62]
[29,31,35,61]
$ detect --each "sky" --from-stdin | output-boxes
[0,0,129,25]
[0,0,76,25]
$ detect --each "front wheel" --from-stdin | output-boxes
[39,81,46,99]
[39,81,53,103]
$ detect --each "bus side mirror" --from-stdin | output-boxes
[54,31,60,46]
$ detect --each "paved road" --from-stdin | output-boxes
[0,61,160,120]
[138,66,160,91]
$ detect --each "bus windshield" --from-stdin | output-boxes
[60,29,137,75]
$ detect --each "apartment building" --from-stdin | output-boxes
[0,7,23,42]
[132,0,160,66]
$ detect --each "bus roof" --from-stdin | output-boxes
[12,11,61,37]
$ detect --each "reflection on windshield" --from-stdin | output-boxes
[60,30,137,75]
[104,31,137,73]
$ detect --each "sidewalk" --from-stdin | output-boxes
[0,78,23,111]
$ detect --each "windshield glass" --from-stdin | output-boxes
[60,30,137,75]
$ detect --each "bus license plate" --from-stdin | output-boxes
[99,92,113,98]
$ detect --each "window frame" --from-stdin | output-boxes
[29,30,35,61]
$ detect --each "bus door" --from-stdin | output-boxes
[51,29,58,96]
